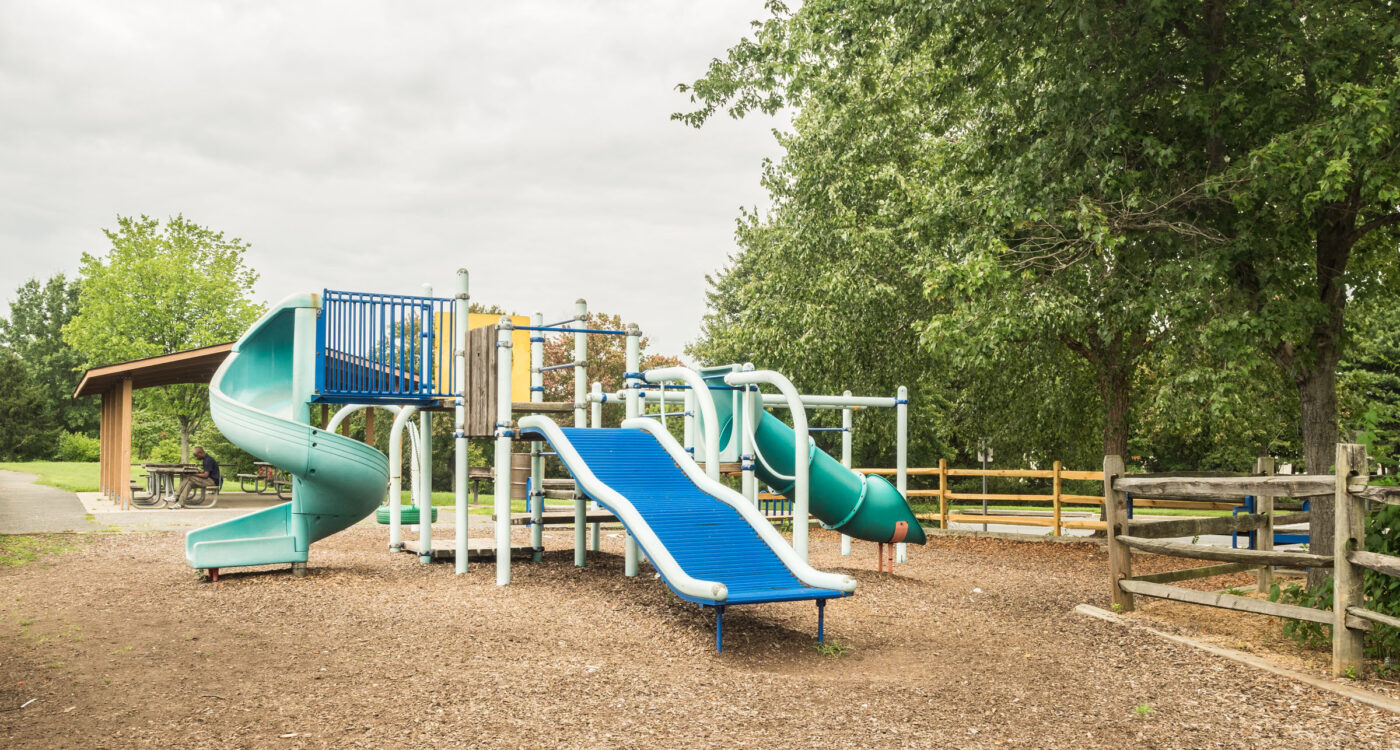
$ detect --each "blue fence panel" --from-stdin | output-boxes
[315,289,457,403]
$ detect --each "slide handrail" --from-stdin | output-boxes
[641,366,721,480]
[516,415,729,603]
[624,418,857,594]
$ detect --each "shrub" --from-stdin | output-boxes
[55,431,100,462]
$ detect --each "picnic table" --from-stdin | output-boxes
[237,461,291,499]
[137,463,198,507]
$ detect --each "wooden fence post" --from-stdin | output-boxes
[1255,456,1275,593]
[1104,454,1134,611]
[1052,460,1063,537]
[1333,442,1368,677]
[938,458,949,530]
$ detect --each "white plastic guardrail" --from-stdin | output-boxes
[641,366,721,480]
[516,415,729,603]
[723,369,814,562]
[627,418,857,594]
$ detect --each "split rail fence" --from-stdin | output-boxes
[1104,443,1400,676]
[856,462,1228,536]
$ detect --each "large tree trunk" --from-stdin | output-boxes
[178,416,191,464]
[1286,209,1353,588]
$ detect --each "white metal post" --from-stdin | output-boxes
[740,384,756,504]
[417,284,433,564]
[529,312,545,563]
[623,323,641,576]
[494,318,514,585]
[896,385,908,563]
[841,390,853,556]
[387,405,416,549]
[725,370,810,562]
[454,270,470,574]
[572,301,588,566]
[683,389,695,455]
[589,381,602,552]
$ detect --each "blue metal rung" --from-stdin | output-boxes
[516,326,628,335]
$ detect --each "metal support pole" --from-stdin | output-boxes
[817,599,826,643]
[896,385,908,563]
[494,318,514,585]
[683,389,695,455]
[417,409,432,562]
[530,312,545,564]
[417,283,434,564]
[623,324,641,577]
[740,366,756,505]
[572,301,588,566]
[589,381,602,552]
[725,369,810,562]
[387,405,416,550]
[841,390,853,557]
[454,270,470,574]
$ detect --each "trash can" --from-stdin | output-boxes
[511,452,531,501]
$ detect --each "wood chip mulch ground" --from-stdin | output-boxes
[2,527,1398,748]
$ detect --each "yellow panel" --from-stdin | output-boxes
[434,312,532,400]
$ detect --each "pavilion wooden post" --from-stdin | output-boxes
[1104,454,1134,611]
[1332,443,1368,677]
[365,409,376,445]
[99,389,112,499]
[117,378,133,509]
[1254,456,1275,593]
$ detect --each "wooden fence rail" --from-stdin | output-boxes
[1105,443,1399,677]
[858,461,1235,536]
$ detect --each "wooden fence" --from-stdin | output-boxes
[1104,443,1400,676]
[856,462,1223,536]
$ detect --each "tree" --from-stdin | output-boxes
[0,274,95,436]
[63,215,263,461]
[0,348,55,460]
[541,312,680,427]
[678,1,1400,566]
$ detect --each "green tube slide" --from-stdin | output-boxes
[705,376,926,546]
[185,294,389,570]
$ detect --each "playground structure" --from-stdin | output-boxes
[184,271,926,650]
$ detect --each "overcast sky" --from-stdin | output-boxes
[0,1,784,357]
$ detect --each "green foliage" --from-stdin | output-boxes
[1267,578,1333,650]
[0,348,55,460]
[1133,704,1155,719]
[1363,504,1400,661]
[677,0,1400,484]
[814,639,849,659]
[54,432,100,463]
[1342,298,1400,471]
[0,274,95,436]
[63,215,264,461]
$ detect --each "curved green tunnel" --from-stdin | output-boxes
[704,374,925,546]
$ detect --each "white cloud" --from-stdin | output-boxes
[0,0,785,357]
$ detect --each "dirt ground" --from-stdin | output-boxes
[2,527,1398,749]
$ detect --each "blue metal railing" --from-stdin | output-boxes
[315,289,457,403]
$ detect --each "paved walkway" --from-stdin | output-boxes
[0,470,99,533]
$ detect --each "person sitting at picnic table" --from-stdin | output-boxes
[171,446,220,508]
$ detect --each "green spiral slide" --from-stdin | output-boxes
[703,373,926,546]
[185,294,389,571]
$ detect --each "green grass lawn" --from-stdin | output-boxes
[0,461,125,493]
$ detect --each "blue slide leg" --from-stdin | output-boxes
[817,600,826,643]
